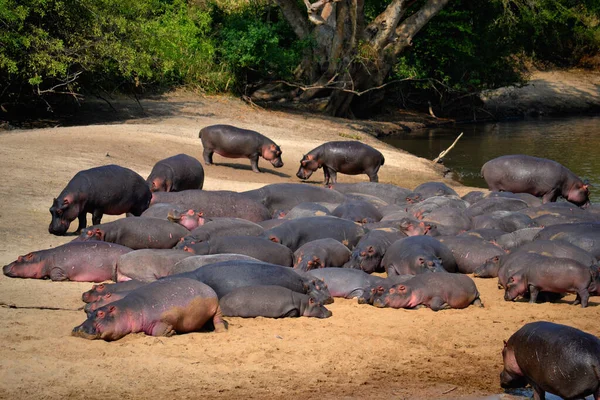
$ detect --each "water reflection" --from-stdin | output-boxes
[381,116,600,201]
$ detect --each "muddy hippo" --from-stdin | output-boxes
[438,236,506,274]
[504,255,596,307]
[172,260,333,304]
[49,165,151,235]
[296,141,385,185]
[332,182,412,206]
[482,155,590,207]
[183,235,294,267]
[373,273,482,311]
[500,321,600,400]
[382,236,457,276]
[306,268,385,299]
[343,229,407,273]
[219,285,332,318]
[534,222,600,258]
[277,202,332,220]
[73,277,225,340]
[146,154,205,192]
[82,280,146,303]
[175,218,265,249]
[294,238,352,271]
[199,124,283,173]
[242,183,345,214]
[75,217,189,250]
[264,216,366,252]
[332,200,383,224]
[115,249,193,282]
[3,242,132,282]
[151,190,271,222]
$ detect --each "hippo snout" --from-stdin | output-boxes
[271,159,284,168]
[72,321,100,340]
[3,263,14,277]
[503,291,514,301]
[296,171,306,180]
[373,298,386,308]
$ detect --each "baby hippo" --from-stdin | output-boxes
[373,273,482,311]
[501,321,600,400]
[294,238,351,271]
[146,154,205,192]
[219,285,332,318]
[72,278,225,341]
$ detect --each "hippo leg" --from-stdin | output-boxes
[323,167,331,186]
[326,168,338,185]
[429,297,450,311]
[49,268,68,281]
[212,306,226,333]
[250,154,261,173]
[541,189,559,204]
[203,148,214,165]
[576,289,589,308]
[530,381,545,400]
[92,209,103,226]
[151,321,176,337]
[472,298,484,308]
[367,166,380,183]
[528,285,539,304]
[76,213,87,234]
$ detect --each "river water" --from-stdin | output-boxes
[381,116,600,202]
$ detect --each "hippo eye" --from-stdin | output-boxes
[96,284,105,290]
[25,253,34,261]
[56,209,63,215]
[97,310,105,319]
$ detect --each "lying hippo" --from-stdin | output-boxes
[466,197,529,218]
[296,141,385,185]
[382,236,457,276]
[437,236,506,274]
[471,211,537,233]
[332,200,383,224]
[357,275,415,305]
[343,229,406,273]
[534,222,600,258]
[332,182,412,206]
[406,182,458,203]
[82,280,146,303]
[306,268,386,299]
[115,249,193,282]
[199,124,283,173]
[3,242,132,282]
[73,277,225,341]
[493,227,543,250]
[278,202,332,220]
[500,321,600,400]
[167,209,206,231]
[176,218,265,249]
[372,273,482,311]
[482,155,590,207]
[219,285,332,318]
[294,238,351,271]
[146,154,205,192]
[242,183,345,214]
[49,165,151,235]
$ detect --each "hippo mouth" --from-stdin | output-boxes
[72,322,101,340]
[372,299,386,308]
[3,264,15,277]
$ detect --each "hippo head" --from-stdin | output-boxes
[3,252,46,279]
[474,255,502,278]
[296,154,320,180]
[398,218,434,236]
[352,245,381,273]
[500,341,527,388]
[303,297,333,318]
[148,177,172,193]
[48,195,81,235]
[72,305,127,341]
[359,285,387,305]
[262,144,284,168]
[304,278,333,305]
[405,193,423,204]
[504,273,526,301]
[566,182,590,208]
[78,228,105,242]
[373,285,412,308]
[417,257,444,273]
[82,284,108,303]
[168,209,205,231]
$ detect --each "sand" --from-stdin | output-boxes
[0,94,597,400]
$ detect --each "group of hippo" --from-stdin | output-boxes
[3,122,600,399]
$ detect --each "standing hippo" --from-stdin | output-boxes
[500,321,600,400]
[146,154,205,192]
[49,165,151,235]
[382,236,457,276]
[372,273,483,311]
[242,183,345,214]
[3,242,132,282]
[293,238,352,271]
[219,285,332,318]
[76,217,189,250]
[296,141,385,185]
[199,124,283,173]
[482,155,590,207]
[72,278,225,341]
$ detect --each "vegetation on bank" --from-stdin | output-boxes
[0,0,598,118]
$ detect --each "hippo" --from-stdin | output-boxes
[242,183,346,214]
[294,238,352,271]
[115,249,193,282]
[199,124,283,173]
[264,216,366,252]
[82,280,146,303]
[406,182,458,203]
[332,200,383,223]
[342,193,389,210]
[49,165,151,235]
[500,321,600,400]
[521,201,594,219]
[382,236,457,276]
[167,209,206,231]
[533,213,594,227]
[461,191,487,204]
[421,207,472,236]
[172,260,333,304]
[332,182,412,206]
[72,278,225,340]
[3,242,132,282]
[482,155,590,207]
[75,217,189,250]
[408,196,468,220]
[175,218,265,249]
[146,154,205,192]
[306,268,386,299]
[366,217,436,237]
[276,202,332,219]
[458,229,506,242]
[534,222,600,258]
[493,227,543,250]
[380,211,415,222]
[486,191,543,208]
[438,236,506,274]
[296,141,385,185]
[504,255,596,307]
[466,197,529,218]
[343,229,407,273]
[150,190,271,222]
[183,236,294,267]
[471,211,537,233]
[219,285,332,318]
[372,273,482,311]
[170,254,260,276]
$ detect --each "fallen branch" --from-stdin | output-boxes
[432,132,463,164]
[1,302,83,312]
[271,76,415,97]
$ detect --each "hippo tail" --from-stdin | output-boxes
[381,155,385,166]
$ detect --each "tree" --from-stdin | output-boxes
[264,0,452,117]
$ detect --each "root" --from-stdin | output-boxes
[0,302,84,312]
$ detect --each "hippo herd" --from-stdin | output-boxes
[3,124,600,398]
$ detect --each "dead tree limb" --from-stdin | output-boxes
[432,132,463,164]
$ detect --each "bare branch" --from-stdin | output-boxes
[36,71,83,95]
[270,76,415,96]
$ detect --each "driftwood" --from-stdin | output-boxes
[432,132,463,164]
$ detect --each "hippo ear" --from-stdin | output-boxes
[493,256,499,262]
[366,246,375,256]
[397,285,406,292]
[268,235,280,244]
[503,340,507,347]
[105,293,112,298]
[108,305,116,313]
[418,257,425,265]
[183,246,193,253]
[389,288,396,294]
[308,297,315,305]
[25,253,34,261]
[508,277,514,283]
[97,310,105,319]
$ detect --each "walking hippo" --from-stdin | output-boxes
[72,278,225,341]
[146,154,205,192]
[372,273,483,311]
[49,165,151,235]
[500,321,600,400]
[115,249,193,282]
[75,217,189,250]
[82,280,146,303]
[343,228,407,273]
[219,285,332,318]
[296,141,385,185]
[199,124,283,173]
[437,236,506,274]
[3,242,132,282]
[294,238,352,271]
[150,190,271,222]
[481,155,590,207]
[382,236,457,276]
[242,183,345,214]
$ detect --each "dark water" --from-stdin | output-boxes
[381,116,600,201]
